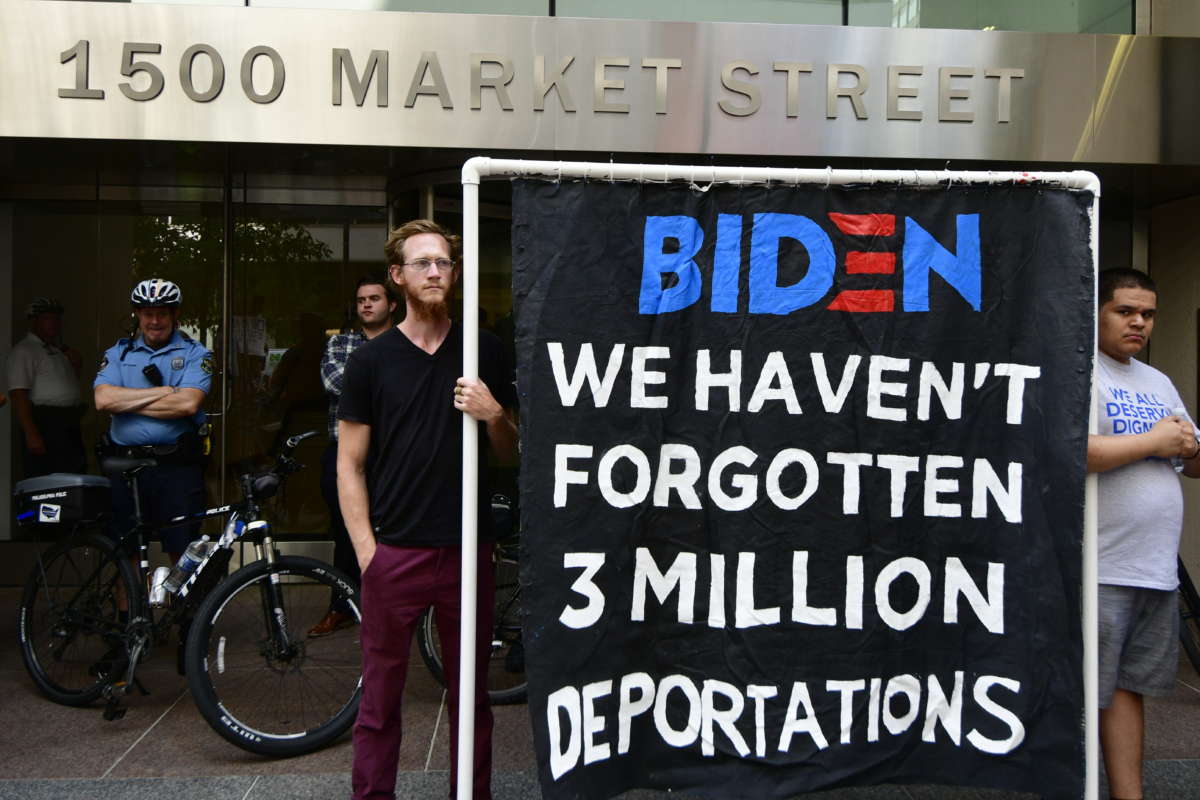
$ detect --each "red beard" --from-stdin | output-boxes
[405,284,450,321]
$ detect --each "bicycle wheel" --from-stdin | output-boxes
[18,529,138,706]
[417,542,526,705]
[185,555,362,757]
[1180,558,1200,674]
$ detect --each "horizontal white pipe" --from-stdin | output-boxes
[463,157,1099,197]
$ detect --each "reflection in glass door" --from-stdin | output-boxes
[123,212,226,534]
[10,206,227,540]
[227,206,387,535]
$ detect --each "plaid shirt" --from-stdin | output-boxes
[321,330,367,440]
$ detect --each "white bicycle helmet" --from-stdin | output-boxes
[130,278,182,308]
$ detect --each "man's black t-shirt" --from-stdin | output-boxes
[337,324,515,547]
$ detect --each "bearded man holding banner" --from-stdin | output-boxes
[1087,267,1200,800]
[337,219,518,800]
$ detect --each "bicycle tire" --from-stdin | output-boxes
[416,545,526,705]
[1179,558,1200,674]
[18,529,139,706]
[185,555,363,757]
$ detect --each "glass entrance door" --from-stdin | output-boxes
[225,204,387,537]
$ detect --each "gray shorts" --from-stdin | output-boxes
[1097,584,1180,708]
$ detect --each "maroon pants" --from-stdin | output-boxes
[351,544,495,800]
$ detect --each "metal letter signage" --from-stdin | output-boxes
[1,2,1196,163]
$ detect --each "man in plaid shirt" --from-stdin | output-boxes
[308,274,397,637]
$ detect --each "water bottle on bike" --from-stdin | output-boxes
[18,429,363,757]
[162,536,213,595]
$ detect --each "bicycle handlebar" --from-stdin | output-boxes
[243,430,320,503]
[284,430,320,451]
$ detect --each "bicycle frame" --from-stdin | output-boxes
[19,430,364,751]
[74,431,318,715]
[1180,557,1200,673]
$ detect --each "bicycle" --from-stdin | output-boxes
[416,493,527,705]
[15,430,363,757]
[1181,556,1200,674]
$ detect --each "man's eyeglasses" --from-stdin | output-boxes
[402,258,456,273]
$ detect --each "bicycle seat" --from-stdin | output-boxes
[101,456,159,474]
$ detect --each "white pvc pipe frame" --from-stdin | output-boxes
[458,157,1101,800]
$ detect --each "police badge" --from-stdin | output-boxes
[171,357,185,370]
[200,355,213,375]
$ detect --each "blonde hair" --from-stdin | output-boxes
[384,219,461,267]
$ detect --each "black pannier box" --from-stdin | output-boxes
[14,473,111,527]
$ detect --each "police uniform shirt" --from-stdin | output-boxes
[6,332,81,407]
[94,329,212,446]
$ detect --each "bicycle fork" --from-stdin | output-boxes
[255,535,298,662]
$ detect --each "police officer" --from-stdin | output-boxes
[94,278,212,564]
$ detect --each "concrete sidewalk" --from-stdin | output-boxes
[3,585,1199,800]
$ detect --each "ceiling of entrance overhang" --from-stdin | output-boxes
[2,137,1200,215]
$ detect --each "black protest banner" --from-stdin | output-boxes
[512,178,1093,800]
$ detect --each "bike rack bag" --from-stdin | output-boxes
[14,473,111,527]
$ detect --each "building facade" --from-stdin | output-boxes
[3,0,1200,574]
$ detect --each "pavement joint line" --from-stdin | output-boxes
[100,688,188,779]
[426,689,446,771]
[1179,675,1200,695]
[240,774,261,800]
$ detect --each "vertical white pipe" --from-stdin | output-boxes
[457,160,483,800]
[1083,176,1101,800]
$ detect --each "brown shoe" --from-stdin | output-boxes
[307,610,355,638]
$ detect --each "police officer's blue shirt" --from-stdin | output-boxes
[94,330,212,446]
